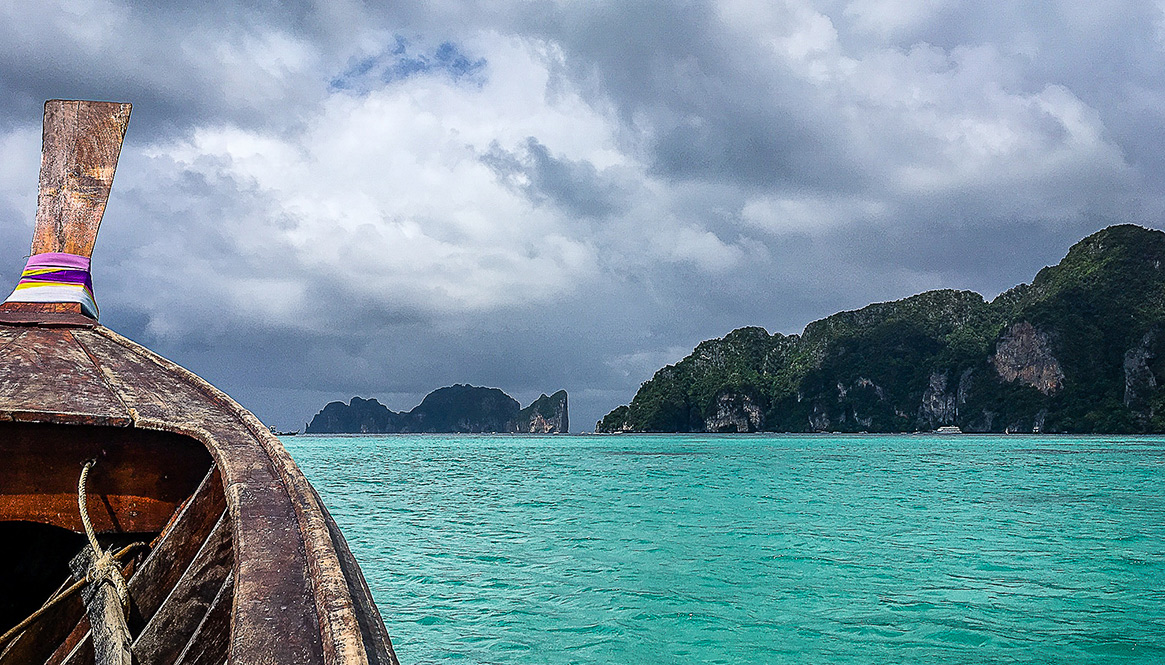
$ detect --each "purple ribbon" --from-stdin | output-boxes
[25,252,91,271]
[20,268,93,290]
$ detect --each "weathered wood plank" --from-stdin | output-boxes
[69,549,131,665]
[225,477,322,664]
[172,572,234,665]
[0,303,97,327]
[0,422,210,534]
[0,328,128,423]
[132,514,231,665]
[81,327,326,664]
[42,615,87,665]
[0,303,82,313]
[0,583,83,665]
[0,310,97,326]
[69,329,223,425]
[32,100,130,258]
[125,466,224,629]
[47,621,91,665]
[0,326,23,346]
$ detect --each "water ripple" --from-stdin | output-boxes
[285,434,1165,664]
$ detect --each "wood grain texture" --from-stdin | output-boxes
[0,328,128,423]
[172,572,234,665]
[0,422,210,534]
[68,549,132,665]
[0,303,97,327]
[32,100,130,257]
[132,513,232,665]
[125,467,225,628]
[0,310,96,327]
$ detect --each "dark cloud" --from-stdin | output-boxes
[3,0,1165,431]
[510,1,867,192]
[482,137,628,218]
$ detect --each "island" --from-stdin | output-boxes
[599,224,1165,434]
[306,385,568,434]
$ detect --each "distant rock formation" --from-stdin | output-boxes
[306,396,403,434]
[514,390,569,433]
[598,224,1165,434]
[990,322,1064,394]
[306,385,568,434]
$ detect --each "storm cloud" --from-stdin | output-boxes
[2,0,1164,430]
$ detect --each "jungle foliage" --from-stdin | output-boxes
[599,225,1165,433]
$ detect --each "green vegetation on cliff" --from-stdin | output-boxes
[599,225,1165,434]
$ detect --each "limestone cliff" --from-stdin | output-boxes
[599,224,1165,434]
[704,390,764,432]
[512,390,569,433]
[1124,329,1157,408]
[991,322,1063,394]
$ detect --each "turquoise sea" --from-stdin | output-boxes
[283,434,1165,664]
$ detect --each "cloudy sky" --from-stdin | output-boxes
[2,0,1164,430]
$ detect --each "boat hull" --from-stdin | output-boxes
[0,322,397,665]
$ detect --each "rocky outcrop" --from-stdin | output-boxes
[599,225,1165,433]
[991,322,1064,394]
[808,403,831,432]
[1124,330,1157,409]
[704,390,763,432]
[917,369,974,429]
[306,385,569,434]
[304,396,403,434]
[919,371,956,426]
[855,377,886,401]
[513,390,569,433]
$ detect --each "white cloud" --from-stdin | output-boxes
[843,0,951,38]
[123,34,625,333]
[662,225,746,273]
[4,0,1165,429]
[741,194,888,233]
[712,4,1136,227]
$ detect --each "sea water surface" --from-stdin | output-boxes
[283,434,1165,664]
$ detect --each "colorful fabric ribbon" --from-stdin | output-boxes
[3,252,98,318]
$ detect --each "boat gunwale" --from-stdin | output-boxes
[0,321,395,665]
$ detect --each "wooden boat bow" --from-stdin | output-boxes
[0,101,398,665]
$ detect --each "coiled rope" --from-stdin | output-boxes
[0,461,146,651]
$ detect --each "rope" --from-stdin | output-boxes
[0,543,146,649]
[77,460,131,610]
[0,461,153,650]
[77,460,102,556]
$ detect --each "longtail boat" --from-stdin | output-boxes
[0,101,398,665]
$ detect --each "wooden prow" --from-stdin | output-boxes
[32,100,131,257]
[0,100,130,323]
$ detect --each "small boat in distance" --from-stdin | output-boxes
[935,425,963,434]
[0,101,396,664]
